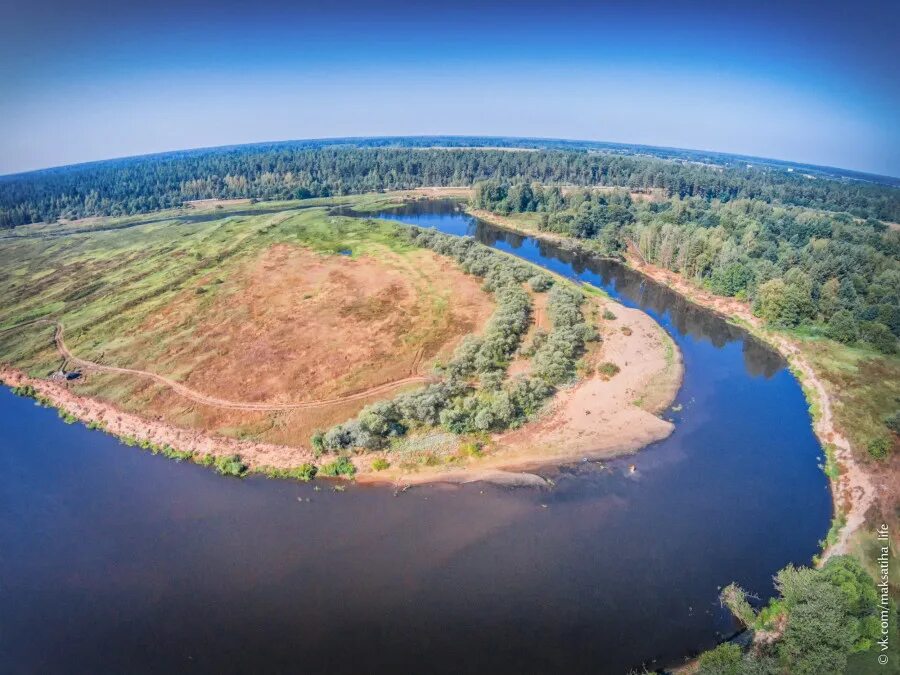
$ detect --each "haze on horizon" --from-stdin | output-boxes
[2,0,898,177]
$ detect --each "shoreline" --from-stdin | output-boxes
[464,203,874,560]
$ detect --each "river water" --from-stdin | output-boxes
[0,201,831,673]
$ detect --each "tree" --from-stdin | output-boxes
[702,556,880,674]
[826,309,859,344]
[754,279,789,324]
[860,321,897,354]
[697,643,743,675]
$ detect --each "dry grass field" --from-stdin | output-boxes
[0,200,494,446]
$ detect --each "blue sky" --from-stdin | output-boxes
[2,0,898,176]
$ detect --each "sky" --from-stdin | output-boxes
[1,0,898,176]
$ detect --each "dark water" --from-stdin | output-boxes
[0,201,831,674]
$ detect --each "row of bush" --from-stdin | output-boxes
[531,285,598,384]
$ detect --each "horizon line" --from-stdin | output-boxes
[3,134,899,184]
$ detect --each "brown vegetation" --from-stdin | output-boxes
[73,244,494,449]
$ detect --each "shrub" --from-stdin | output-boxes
[520,328,548,357]
[58,409,77,424]
[320,455,357,477]
[258,463,318,481]
[860,321,897,354]
[826,309,858,344]
[480,369,505,390]
[597,362,620,379]
[214,454,248,477]
[371,458,390,471]
[459,441,484,458]
[886,411,900,435]
[531,285,593,385]
[290,463,318,481]
[310,432,326,456]
[720,583,757,627]
[11,384,38,398]
[697,643,743,675]
[602,309,616,320]
[528,274,554,292]
[867,436,891,459]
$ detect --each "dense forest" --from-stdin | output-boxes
[473,181,900,359]
[3,140,900,227]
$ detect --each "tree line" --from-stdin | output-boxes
[3,142,899,227]
[474,181,899,357]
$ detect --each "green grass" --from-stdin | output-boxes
[371,457,390,471]
[319,455,357,477]
[255,463,318,481]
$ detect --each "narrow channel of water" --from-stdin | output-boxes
[0,201,831,673]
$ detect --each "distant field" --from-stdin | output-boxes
[0,199,494,446]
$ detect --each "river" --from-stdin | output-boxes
[0,200,831,673]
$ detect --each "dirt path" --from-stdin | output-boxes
[3,320,433,411]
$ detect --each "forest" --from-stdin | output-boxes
[2,140,900,227]
[472,181,900,357]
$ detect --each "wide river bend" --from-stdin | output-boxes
[0,200,831,673]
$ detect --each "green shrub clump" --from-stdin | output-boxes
[531,285,597,385]
[867,436,891,459]
[886,411,900,435]
[528,274,554,292]
[597,362,620,379]
[11,384,38,399]
[320,455,356,477]
[214,454,248,477]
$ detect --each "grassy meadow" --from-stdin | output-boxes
[0,197,497,447]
